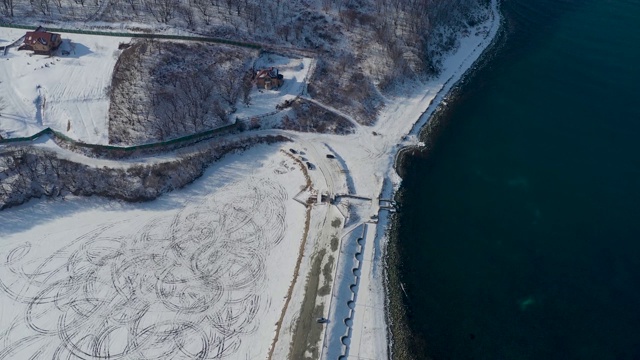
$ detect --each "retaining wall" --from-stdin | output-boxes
[0,122,238,155]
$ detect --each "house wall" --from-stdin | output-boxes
[52,35,62,48]
[256,77,283,89]
[32,43,48,52]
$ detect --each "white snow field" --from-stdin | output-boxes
[0,28,128,144]
[0,144,307,360]
[0,0,501,358]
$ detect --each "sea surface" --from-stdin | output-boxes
[394,0,640,359]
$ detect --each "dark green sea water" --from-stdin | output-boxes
[394,0,640,359]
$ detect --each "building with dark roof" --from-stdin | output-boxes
[20,29,62,55]
[255,67,284,90]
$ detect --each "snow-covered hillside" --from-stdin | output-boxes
[0,28,127,143]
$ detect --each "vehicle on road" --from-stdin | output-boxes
[326,154,335,159]
[317,317,329,324]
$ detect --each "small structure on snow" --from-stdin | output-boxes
[255,67,284,90]
[19,26,62,55]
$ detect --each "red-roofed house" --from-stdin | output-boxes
[20,29,62,55]
[255,67,284,90]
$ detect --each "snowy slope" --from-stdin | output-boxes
[0,29,127,144]
[0,144,306,359]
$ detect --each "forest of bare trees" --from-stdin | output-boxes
[2,0,488,78]
[277,98,356,134]
[108,40,257,145]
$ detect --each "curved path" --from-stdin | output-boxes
[300,96,363,131]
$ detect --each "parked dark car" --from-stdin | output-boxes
[306,162,314,170]
[289,148,297,154]
[326,154,335,159]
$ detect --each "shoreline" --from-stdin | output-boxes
[393,8,506,180]
[373,1,504,358]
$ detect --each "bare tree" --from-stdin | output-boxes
[178,4,196,28]
[241,73,253,107]
[123,0,137,12]
[212,100,227,123]
[275,24,290,42]
[193,0,211,24]
[218,72,241,107]
[224,0,232,15]
[156,0,177,23]
[52,0,63,11]
[2,0,14,16]
[33,0,50,15]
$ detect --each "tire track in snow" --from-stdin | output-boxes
[0,178,288,359]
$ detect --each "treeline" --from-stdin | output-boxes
[3,0,488,70]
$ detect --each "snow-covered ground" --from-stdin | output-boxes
[0,28,127,144]
[0,0,501,358]
[234,54,313,123]
[0,144,307,359]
